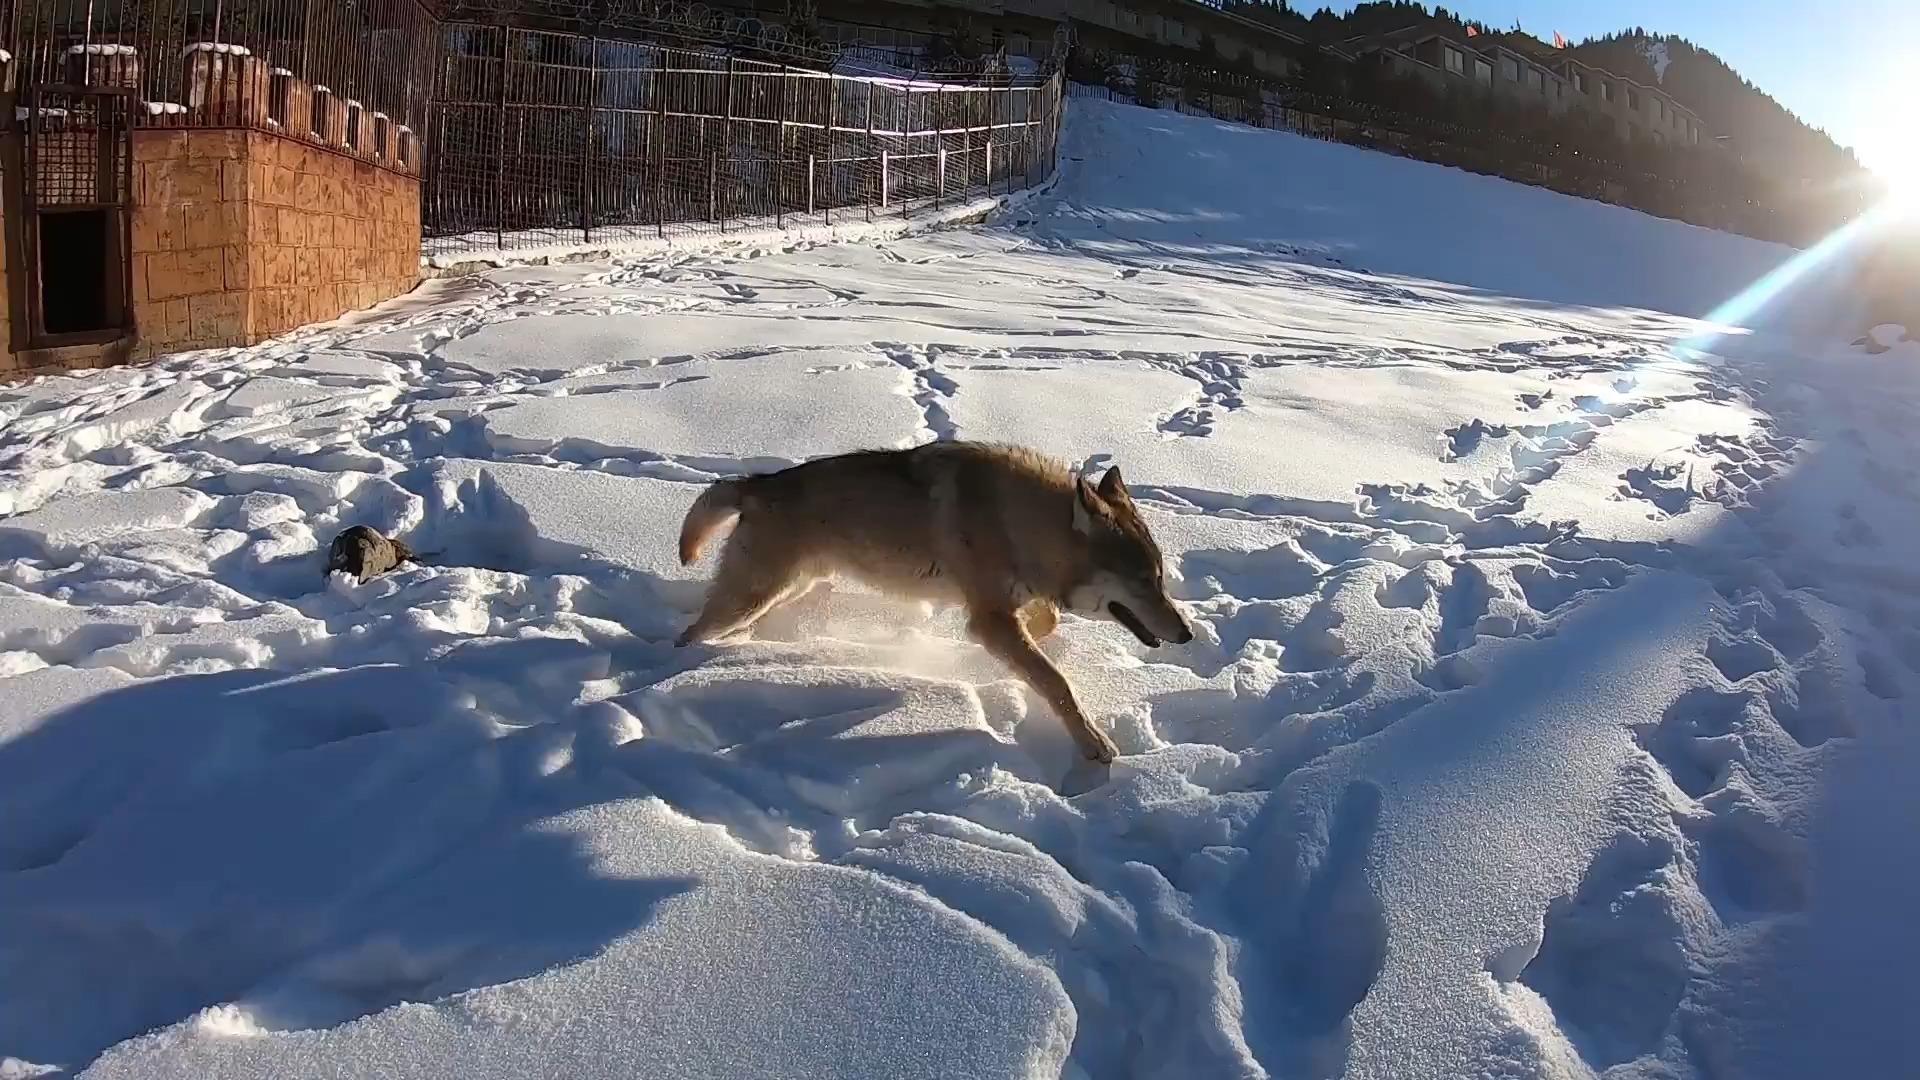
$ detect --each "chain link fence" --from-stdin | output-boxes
[423,26,1064,258]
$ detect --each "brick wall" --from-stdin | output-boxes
[243,130,419,340]
[130,129,238,351]
[130,128,418,357]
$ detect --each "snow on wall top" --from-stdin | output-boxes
[183,42,251,57]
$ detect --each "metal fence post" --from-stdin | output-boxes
[1024,87,1035,188]
[777,66,790,228]
[719,56,734,230]
[655,52,667,238]
[901,86,912,220]
[865,79,875,223]
[495,26,511,250]
[808,153,816,216]
[826,76,837,226]
[581,34,598,244]
[987,86,997,195]
[963,86,973,194]
[1050,74,1062,177]
[426,101,445,237]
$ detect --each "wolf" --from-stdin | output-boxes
[674,441,1194,762]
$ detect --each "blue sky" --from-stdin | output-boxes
[1317,1,1918,176]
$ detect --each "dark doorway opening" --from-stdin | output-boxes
[36,210,122,336]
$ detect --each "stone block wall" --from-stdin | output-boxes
[129,128,240,351]
[243,130,419,339]
[129,128,418,357]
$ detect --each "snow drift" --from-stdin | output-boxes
[1,96,1913,1080]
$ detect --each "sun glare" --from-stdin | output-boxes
[1881,174,1920,219]
[1868,132,1920,218]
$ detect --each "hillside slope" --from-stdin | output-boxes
[1048,93,1811,319]
[1572,30,1857,181]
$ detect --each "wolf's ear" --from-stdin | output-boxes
[1073,475,1106,534]
[1096,465,1130,505]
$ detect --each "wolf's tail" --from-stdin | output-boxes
[678,478,745,565]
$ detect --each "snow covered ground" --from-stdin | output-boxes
[3,97,1916,1079]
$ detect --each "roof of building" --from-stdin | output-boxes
[1340,22,1472,54]
[1163,0,1318,50]
[1477,31,1561,62]
[1344,22,1711,135]
[1550,56,1704,123]
[1362,24,1708,125]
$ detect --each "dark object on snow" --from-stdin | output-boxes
[326,525,415,582]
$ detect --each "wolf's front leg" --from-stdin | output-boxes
[969,609,1118,762]
[1019,597,1059,640]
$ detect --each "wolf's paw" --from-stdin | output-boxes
[1080,726,1119,763]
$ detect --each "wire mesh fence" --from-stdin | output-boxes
[1,0,434,173]
[423,25,1064,257]
[21,86,134,209]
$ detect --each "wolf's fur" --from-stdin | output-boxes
[674,442,1193,762]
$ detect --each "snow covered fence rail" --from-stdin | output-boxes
[423,26,1065,259]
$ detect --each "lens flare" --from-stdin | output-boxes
[1682,195,1906,355]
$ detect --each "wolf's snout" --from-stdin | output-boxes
[1109,598,1196,649]
[1150,600,1196,646]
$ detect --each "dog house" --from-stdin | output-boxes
[1,0,432,375]
[13,66,136,351]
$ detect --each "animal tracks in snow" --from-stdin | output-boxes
[0,101,1897,1080]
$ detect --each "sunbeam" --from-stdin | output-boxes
[1682,196,1911,355]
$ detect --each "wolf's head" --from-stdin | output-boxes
[1065,466,1194,648]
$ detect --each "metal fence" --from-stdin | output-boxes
[1,0,435,171]
[441,0,844,70]
[423,25,1065,256]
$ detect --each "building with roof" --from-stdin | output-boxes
[1548,53,1703,146]
[802,0,1322,81]
[1344,23,1706,147]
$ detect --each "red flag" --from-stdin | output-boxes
[1553,31,1567,48]
[1465,25,1479,37]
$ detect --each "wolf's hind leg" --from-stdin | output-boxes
[676,533,809,646]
